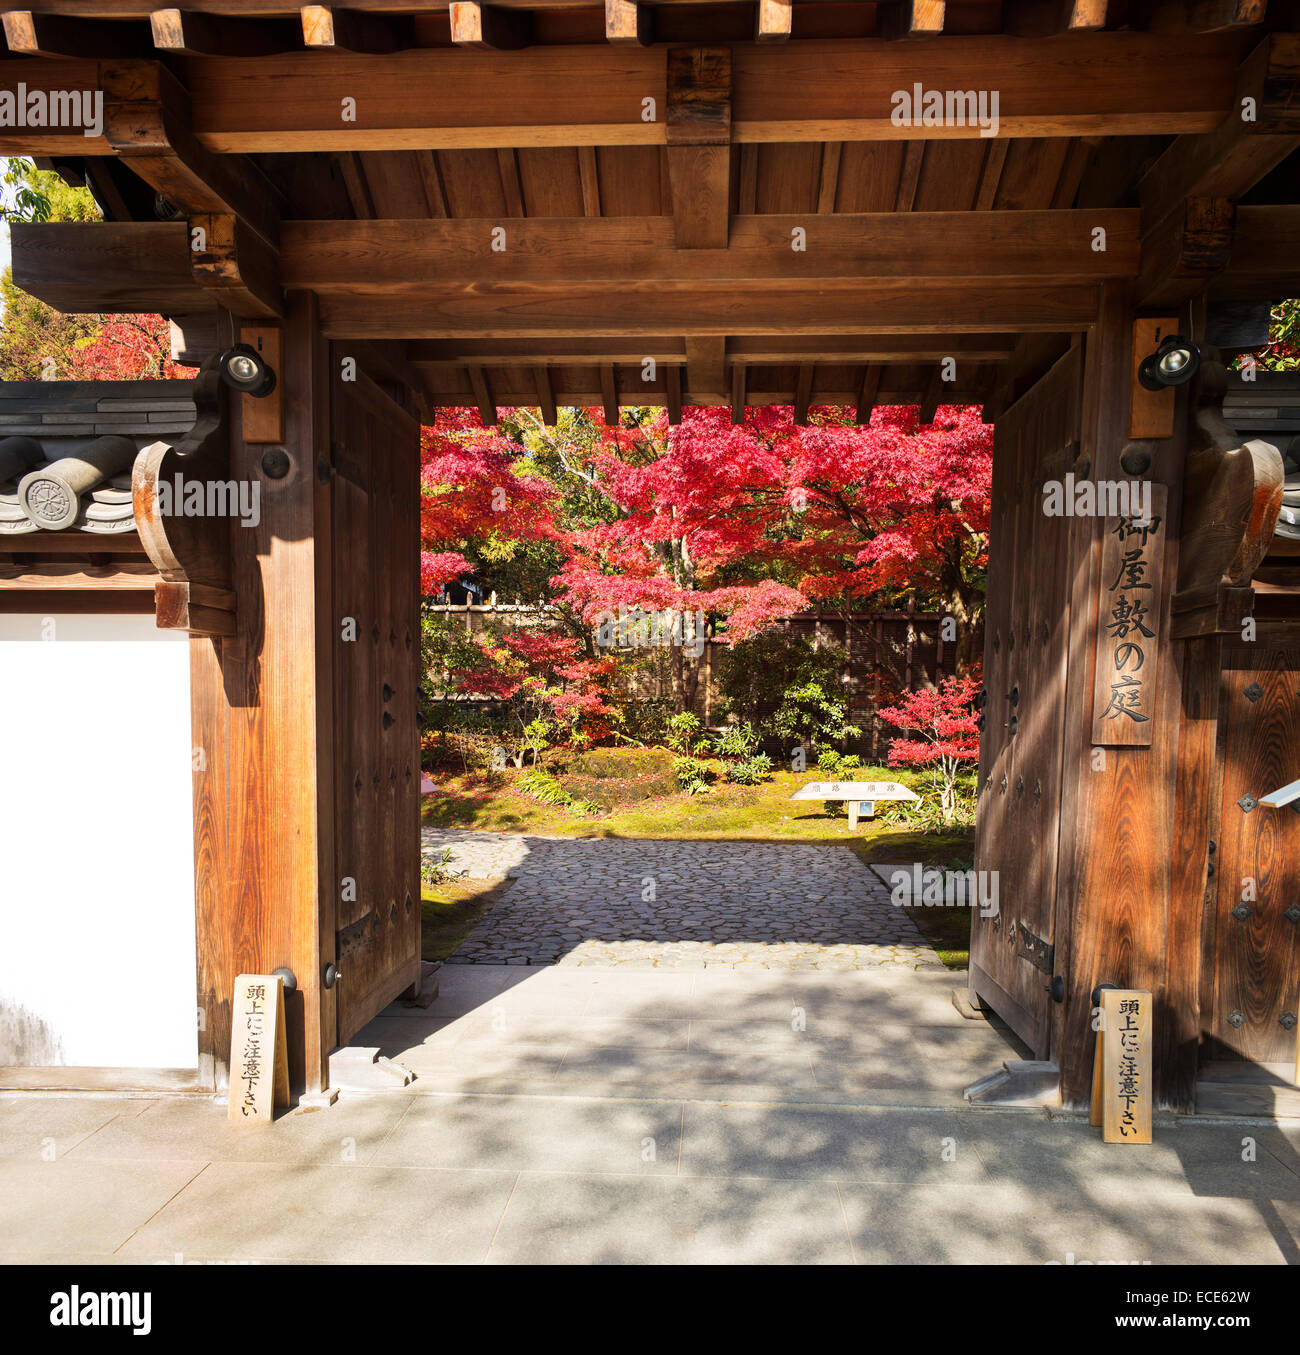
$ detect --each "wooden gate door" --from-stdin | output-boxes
[330,367,422,1045]
[1207,642,1300,1063]
[969,348,1081,1057]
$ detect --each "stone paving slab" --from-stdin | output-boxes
[422,831,942,969]
[4,1091,1300,1263]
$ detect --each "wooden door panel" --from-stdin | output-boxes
[331,369,422,1044]
[971,349,1080,1057]
[1210,647,1300,1061]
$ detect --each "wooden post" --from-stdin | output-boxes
[191,291,334,1096]
[1054,283,1194,1111]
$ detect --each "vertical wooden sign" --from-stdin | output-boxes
[1100,988,1152,1145]
[228,974,289,1124]
[1091,483,1168,747]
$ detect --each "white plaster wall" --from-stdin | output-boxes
[0,613,198,1069]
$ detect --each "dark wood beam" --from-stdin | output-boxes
[666,47,731,250]
[685,335,726,398]
[533,365,557,425]
[1210,203,1300,299]
[1138,34,1300,238]
[793,363,813,425]
[918,365,942,423]
[10,219,204,313]
[467,365,497,425]
[577,146,601,216]
[816,141,842,214]
[9,222,1104,335]
[300,4,407,53]
[449,2,532,50]
[730,363,746,424]
[665,364,682,425]
[605,0,652,45]
[150,9,299,56]
[895,143,924,212]
[281,212,1139,287]
[855,363,881,424]
[1141,0,1269,34]
[319,281,1104,338]
[408,334,1018,365]
[755,0,791,41]
[600,365,618,424]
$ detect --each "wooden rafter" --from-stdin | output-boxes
[755,0,792,41]
[150,9,298,56]
[605,0,652,45]
[1005,0,1109,37]
[300,5,407,53]
[881,2,947,40]
[1,9,147,57]
[449,2,532,49]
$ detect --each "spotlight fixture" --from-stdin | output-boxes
[217,343,277,399]
[1137,334,1201,391]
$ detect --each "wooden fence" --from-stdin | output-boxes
[427,595,977,759]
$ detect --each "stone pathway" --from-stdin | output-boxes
[421,830,940,969]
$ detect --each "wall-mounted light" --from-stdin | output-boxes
[217,343,277,399]
[1137,334,1201,391]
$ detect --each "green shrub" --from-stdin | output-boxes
[665,711,704,755]
[712,722,760,760]
[672,755,713,794]
[517,766,572,805]
[725,753,773,785]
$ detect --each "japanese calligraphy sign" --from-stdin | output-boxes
[1100,988,1152,1145]
[228,973,289,1125]
[1091,484,1167,747]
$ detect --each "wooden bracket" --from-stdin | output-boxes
[1170,399,1284,639]
[133,354,238,638]
[238,326,285,444]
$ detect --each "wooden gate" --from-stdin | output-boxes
[1206,641,1300,1063]
[329,367,422,1045]
[970,347,1081,1057]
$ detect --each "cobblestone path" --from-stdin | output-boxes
[421,830,941,970]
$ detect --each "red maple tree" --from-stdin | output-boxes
[877,674,982,822]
